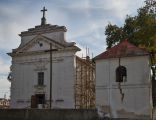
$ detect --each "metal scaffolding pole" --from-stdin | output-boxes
[74,56,95,109]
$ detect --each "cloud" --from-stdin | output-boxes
[0,76,10,99]
[0,57,10,98]
[0,0,145,52]
[60,0,145,56]
[0,0,146,98]
[0,57,10,75]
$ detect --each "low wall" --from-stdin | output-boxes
[153,107,156,120]
[0,109,98,120]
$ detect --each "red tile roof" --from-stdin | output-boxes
[94,40,149,60]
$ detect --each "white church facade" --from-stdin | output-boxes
[8,7,95,109]
[94,40,153,119]
[8,34,79,108]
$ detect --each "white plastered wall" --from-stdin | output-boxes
[96,55,152,118]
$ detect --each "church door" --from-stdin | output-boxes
[31,95,37,108]
[35,94,45,108]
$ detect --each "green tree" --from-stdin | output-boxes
[105,0,156,52]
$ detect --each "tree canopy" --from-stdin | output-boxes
[105,0,156,53]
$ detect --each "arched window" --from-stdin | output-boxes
[116,66,127,82]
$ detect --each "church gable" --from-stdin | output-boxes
[26,39,53,52]
[16,35,65,53]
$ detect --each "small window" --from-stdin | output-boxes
[116,66,127,82]
[151,66,156,80]
[38,72,44,85]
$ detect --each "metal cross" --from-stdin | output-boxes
[41,6,47,18]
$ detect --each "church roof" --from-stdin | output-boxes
[19,24,67,36]
[94,40,149,60]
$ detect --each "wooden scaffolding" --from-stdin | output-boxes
[75,56,95,109]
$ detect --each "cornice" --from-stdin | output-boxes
[19,24,67,37]
[13,57,64,64]
[8,46,80,57]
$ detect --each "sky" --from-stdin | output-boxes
[0,0,145,98]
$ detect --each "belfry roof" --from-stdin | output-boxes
[94,40,149,60]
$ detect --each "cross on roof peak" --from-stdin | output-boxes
[41,7,47,18]
[41,6,47,26]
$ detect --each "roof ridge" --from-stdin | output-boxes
[19,24,67,36]
[94,40,149,60]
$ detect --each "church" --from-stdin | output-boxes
[8,7,95,109]
[7,6,154,119]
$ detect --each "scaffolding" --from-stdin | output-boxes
[75,56,95,109]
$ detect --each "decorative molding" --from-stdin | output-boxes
[13,57,64,64]
[17,99,31,103]
[16,99,25,103]
[56,99,64,102]
[16,35,65,53]
[8,34,80,57]
[34,58,48,71]
[19,24,67,37]
[9,44,80,58]
[96,84,151,89]
[34,85,46,94]
[34,85,46,89]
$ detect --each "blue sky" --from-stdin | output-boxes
[0,0,145,98]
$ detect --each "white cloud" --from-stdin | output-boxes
[0,23,21,50]
[0,57,10,75]
[0,0,146,99]
[0,0,145,52]
[0,76,10,99]
[76,44,86,58]
[64,0,145,56]
[0,56,10,99]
